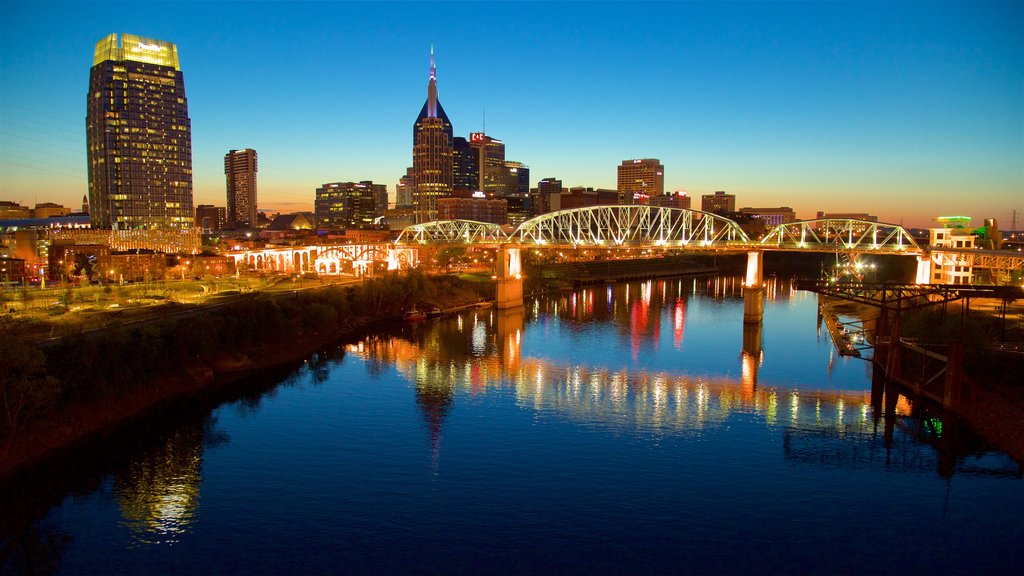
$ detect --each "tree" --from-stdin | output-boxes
[435,247,467,272]
[0,329,60,441]
[72,253,95,281]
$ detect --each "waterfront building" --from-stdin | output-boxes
[649,192,691,210]
[412,49,454,223]
[617,159,664,205]
[195,205,226,232]
[86,33,193,230]
[739,206,797,227]
[225,149,258,229]
[927,217,976,285]
[396,168,415,209]
[315,181,387,230]
[437,197,507,225]
[701,191,735,214]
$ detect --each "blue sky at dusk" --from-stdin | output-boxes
[1,1,1021,228]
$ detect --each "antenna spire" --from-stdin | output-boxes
[429,44,436,81]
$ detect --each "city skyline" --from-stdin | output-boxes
[1,1,1021,229]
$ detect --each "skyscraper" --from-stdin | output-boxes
[617,159,664,205]
[225,148,258,228]
[315,181,387,230]
[412,48,453,223]
[396,168,415,208]
[469,133,506,194]
[86,33,193,229]
[452,137,480,193]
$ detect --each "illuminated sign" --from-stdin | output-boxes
[469,132,485,143]
[472,191,486,198]
[138,42,164,52]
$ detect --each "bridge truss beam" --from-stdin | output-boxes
[395,220,509,245]
[761,218,920,254]
[513,205,750,247]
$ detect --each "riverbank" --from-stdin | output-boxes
[0,271,492,479]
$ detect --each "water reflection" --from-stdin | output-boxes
[344,277,1018,479]
[113,417,220,544]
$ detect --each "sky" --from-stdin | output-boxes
[0,1,1021,229]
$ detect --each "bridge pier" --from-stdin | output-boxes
[915,255,932,284]
[495,246,523,310]
[743,251,764,324]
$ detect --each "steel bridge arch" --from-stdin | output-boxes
[395,219,509,245]
[512,205,751,247]
[760,218,921,253]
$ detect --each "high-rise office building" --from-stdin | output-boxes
[617,159,664,205]
[453,137,480,192]
[86,33,193,229]
[534,178,565,215]
[469,133,506,194]
[225,148,258,228]
[315,181,387,230]
[701,191,736,214]
[412,49,454,223]
[396,168,415,208]
[504,161,530,196]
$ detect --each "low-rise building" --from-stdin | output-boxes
[739,206,797,227]
[437,196,507,225]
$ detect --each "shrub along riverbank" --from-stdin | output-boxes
[0,270,492,477]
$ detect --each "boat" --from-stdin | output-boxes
[427,306,443,318]
[404,308,426,322]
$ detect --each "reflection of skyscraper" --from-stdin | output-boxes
[225,148,258,228]
[412,49,453,223]
[115,414,223,541]
[415,378,455,470]
[87,33,193,230]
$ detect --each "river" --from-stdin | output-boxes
[2,276,1021,575]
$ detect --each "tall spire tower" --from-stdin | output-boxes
[412,47,453,223]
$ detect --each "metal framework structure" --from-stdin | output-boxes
[512,206,750,247]
[761,218,920,253]
[795,279,1023,312]
[395,219,509,245]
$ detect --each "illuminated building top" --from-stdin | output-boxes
[93,33,180,70]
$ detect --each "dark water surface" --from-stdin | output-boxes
[3,277,1022,575]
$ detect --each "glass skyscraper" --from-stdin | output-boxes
[86,33,193,229]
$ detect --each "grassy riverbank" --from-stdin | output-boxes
[0,270,492,477]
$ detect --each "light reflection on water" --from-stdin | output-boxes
[6,277,1023,575]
